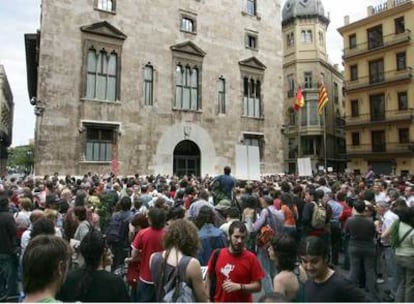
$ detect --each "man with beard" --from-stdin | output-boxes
[206,221,264,302]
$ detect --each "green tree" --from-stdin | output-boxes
[7,144,34,173]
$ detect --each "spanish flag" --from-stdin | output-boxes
[318,83,329,115]
[294,87,304,112]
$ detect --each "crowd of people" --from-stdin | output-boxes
[0,166,414,302]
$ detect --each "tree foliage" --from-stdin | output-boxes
[7,144,34,173]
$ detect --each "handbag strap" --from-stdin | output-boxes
[399,225,414,245]
[266,207,277,230]
[173,253,192,300]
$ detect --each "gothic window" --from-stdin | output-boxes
[243,77,261,118]
[86,47,118,101]
[218,77,226,114]
[175,65,199,110]
[144,64,153,105]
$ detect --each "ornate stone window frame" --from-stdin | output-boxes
[80,21,126,103]
[171,41,206,111]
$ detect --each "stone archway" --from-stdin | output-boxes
[173,140,200,177]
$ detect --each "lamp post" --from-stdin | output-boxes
[26,150,33,175]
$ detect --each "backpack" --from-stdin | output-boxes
[211,180,228,205]
[257,208,281,248]
[152,253,195,302]
[311,201,327,229]
[105,212,130,246]
[390,220,414,249]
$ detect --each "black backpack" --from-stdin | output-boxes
[105,212,130,246]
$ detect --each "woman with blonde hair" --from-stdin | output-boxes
[150,219,208,302]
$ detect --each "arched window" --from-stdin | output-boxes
[218,77,226,114]
[144,64,153,105]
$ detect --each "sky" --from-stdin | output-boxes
[0,0,383,147]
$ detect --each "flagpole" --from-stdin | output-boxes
[323,104,327,171]
[297,107,302,175]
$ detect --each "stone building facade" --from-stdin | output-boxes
[25,0,285,177]
[0,65,13,175]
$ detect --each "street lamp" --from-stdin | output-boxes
[26,150,33,175]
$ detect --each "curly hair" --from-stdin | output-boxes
[163,219,200,257]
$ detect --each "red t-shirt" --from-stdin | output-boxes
[131,227,165,283]
[207,248,265,302]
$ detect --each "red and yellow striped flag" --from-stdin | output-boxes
[294,87,304,112]
[318,83,329,115]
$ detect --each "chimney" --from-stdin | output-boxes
[344,15,350,25]
[367,5,373,16]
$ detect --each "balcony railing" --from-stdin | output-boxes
[345,108,414,128]
[343,29,411,59]
[345,67,412,92]
[347,142,414,155]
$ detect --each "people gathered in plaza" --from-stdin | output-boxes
[0,168,413,302]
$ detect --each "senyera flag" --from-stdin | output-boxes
[294,87,304,112]
[318,82,329,115]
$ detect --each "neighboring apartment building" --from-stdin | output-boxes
[0,65,14,175]
[25,0,285,176]
[338,0,414,176]
[282,0,346,174]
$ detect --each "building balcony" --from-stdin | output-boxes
[285,123,323,136]
[346,142,414,157]
[345,108,414,129]
[343,29,411,60]
[345,67,412,93]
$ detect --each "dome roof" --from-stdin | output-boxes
[282,0,328,24]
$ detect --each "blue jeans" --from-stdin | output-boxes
[257,247,275,294]
[136,279,156,302]
[384,246,402,296]
[348,243,379,301]
[0,254,18,300]
[395,255,414,302]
